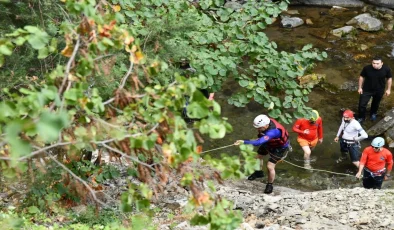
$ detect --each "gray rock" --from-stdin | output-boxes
[262,224,280,230]
[173,221,208,230]
[331,26,356,37]
[281,17,304,28]
[346,13,383,31]
[295,218,307,224]
[368,109,394,136]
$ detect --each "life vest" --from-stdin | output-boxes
[257,118,289,148]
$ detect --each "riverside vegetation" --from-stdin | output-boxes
[0,0,328,229]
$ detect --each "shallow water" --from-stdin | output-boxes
[203,6,394,191]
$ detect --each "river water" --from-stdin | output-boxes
[203,6,394,191]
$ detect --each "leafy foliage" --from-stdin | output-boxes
[108,0,327,123]
[0,0,327,229]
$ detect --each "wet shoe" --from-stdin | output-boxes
[336,156,347,164]
[371,114,377,121]
[264,183,273,194]
[247,170,265,180]
[304,163,312,170]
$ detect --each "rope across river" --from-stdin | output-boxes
[200,143,354,177]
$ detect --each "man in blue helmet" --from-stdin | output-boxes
[356,137,393,189]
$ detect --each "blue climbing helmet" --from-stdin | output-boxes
[371,137,385,148]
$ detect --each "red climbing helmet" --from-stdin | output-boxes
[343,110,354,118]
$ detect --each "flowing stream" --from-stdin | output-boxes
[203,6,394,191]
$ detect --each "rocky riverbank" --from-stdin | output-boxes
[215,180,394,230]
[153,162,394,230]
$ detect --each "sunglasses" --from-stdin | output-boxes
[372,146,380,150]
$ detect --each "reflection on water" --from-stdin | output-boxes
[202,6,394,191]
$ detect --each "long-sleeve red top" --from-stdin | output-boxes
[360,146,393,172]
[292,118,323,142]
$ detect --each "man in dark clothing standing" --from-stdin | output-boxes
[357,57,392,123]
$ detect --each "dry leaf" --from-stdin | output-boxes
[113,5,121,12]
[61,45,74,57]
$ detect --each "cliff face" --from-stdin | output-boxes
[216,179,394,229]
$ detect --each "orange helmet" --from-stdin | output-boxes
[343,110,354,118]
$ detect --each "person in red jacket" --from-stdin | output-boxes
[356,137,393,189]
[292,110,323,169]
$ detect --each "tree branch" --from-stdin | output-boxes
[119,61,134,89]
[18,142,73,161]
[93,53,115,61]
[101,143,156,171]
[47,153,108,207]
[49,35,80,112]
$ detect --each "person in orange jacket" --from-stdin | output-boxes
[356,137,393,189]
[292,110,323,169]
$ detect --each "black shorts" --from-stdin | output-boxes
[257,145,291,164]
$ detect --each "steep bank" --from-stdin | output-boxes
[154,162,394,229]
[215,179,394,230]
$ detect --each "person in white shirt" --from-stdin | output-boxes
[334,109,368,168]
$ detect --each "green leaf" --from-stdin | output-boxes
[208,124,226,138]
[239,80,249,87]
[13,36,26,46]
[294,89,302,97]
[28,206,40,214]
[38,47,49,59]
[0,44,12,55]
[27,31,50,50]
[302,44,313,51]
[64,89,81,102]
[190,215,210,226]
[36,112,69,142]
[187,102,209,119]
[268,109,281,118]
[24,26,41,34]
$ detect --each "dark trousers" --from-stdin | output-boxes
[362,169,385,189]
[358,91,384,119]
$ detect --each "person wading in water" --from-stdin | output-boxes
[292,110,323,169]
[334,110,368,168]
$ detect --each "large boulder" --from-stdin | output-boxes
[346,13,383,31]
[364,0,394,9]
[289,0,364,7]
[367,108,394,136]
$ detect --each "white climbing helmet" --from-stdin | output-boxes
[371,137,385,148]
[253,115,270,128]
